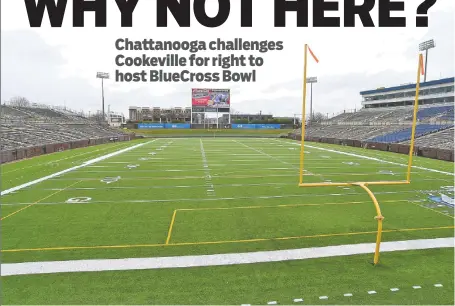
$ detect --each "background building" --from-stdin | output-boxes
[223,114,273,123]
[107,112,125,127]
[129,106,192,123]
[361,77,454,109]
[220,114,296,125]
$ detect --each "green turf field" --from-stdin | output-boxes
[1,138,454,305]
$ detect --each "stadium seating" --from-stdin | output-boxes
[366,124,453,143]
[290,100,454,152]
[415,105,454,120]
[308,103,454,152]
[402,128,454,150]
[14,106,66,119]
[300,125,403,141]
[374,108,414,122]
[0,105,32,119]
[326,108,413,124]
[438,107,454,121]
[328,104,453,124]
[0,104,128,151]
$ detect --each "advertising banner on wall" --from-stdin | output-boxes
[232,124,282,129]
[164,123,191,129]
[138,123,190,129]
[138,123,165,129]
[192,89,230,108]
[257,124,282,129]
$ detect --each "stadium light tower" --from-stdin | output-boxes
[306,77,318,124]
[96,72,110,120]
[419,39,435,83]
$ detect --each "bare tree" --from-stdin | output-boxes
[91,112,105,122]
[311,112,327,123]
[169,112,178,123]
[8,96,31,107]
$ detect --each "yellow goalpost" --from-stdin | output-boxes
[298,44,425,265]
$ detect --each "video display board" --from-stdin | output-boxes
[192,88,230,108]
[192,107,230,113]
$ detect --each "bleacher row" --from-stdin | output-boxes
[1,105,128,151]
[1,105,92,123]
[367,124,452,144]
[327,104,454,124]
[296,103,454,151]
[402,128,454,151]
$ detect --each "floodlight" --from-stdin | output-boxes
[96,72,110,79]
[306,77,318,83]
[306,77,318,124]
[96,72,110,119]
[419,39,435,51]
[418,39,435,82]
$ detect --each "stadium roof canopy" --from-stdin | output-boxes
[360,77,454,96]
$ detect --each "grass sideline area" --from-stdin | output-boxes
[127,128,293,137]
[1,138,454,304]
[4,248,453,305]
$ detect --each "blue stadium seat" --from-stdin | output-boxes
[439,107,454,121]
[367,124,453,143]
[417,105,454,120]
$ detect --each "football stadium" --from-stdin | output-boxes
[1,51,454,304]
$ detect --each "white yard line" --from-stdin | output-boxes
[0,140,157,196]
[2,238,453,276]
[12,178,450,193]
[27,182,295,192]
[0,189,435,206]
[200,139,216,197]
[284,141,453,176]
[233,140,299,170]
[45,173,298,181]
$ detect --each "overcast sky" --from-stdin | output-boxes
[1,0,454,119]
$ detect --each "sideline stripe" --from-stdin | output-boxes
[0,140,156,196]
[1,142,128,175]
[286,141,453,176]
[2,237,453,276]
[2,225,453,253]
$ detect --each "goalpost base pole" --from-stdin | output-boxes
[297,181,406,265]
[355,183,384,266]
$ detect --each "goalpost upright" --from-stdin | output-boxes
[298,44,425,264]
[299,45,308,185]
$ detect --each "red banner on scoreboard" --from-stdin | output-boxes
[192,88,230,108]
